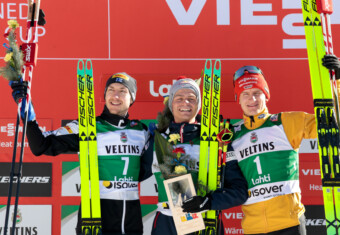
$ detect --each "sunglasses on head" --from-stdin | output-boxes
[233,66,264,84]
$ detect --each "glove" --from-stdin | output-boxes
[38,9,46,26]
[10,80,36,122]
[322,54,340,79]
[10,80,28,103]
[20,100,36,122]
[322,54,340,70]
[182,195,212,213]
[148,122,157,136]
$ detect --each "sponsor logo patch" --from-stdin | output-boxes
[112,73,129,81]
[270,114,278,122]
[250,132,258,143]
[258,114,265,119]
[234,125,241,132]
[120,132,128,143]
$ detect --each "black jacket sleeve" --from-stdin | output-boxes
[26,120,79,156]
[210,145,248,210]
[138,124,154,182]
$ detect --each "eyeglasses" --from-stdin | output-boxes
[233,66,264,84]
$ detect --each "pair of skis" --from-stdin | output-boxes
[4,1,42,235]
[77,60,102,235]
[198,59,222,234]
[301,0,340,234]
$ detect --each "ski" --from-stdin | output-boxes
[77,59,102,235]
[198,59,221,234]
[301,0,340,234]
[198,59,212,199]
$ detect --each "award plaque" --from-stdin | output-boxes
[164,174,205,235]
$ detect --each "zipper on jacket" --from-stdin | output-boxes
[122,199,126,234]
[250,116,255,128]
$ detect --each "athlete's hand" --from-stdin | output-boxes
[182,195,212,213]
[10,80,27,104]
[38,9,46,26]
[322,54,340,79]
[148,122,157,136]
[10,80,36,121]
[322,54,340,70]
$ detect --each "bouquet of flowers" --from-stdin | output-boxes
[0,20,24,81]
[154,130,194,180]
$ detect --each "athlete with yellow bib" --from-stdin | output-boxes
[231,55,340,235]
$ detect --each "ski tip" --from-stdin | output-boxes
[86,59,92,68]
[205,59,212,70]
[77,59,85,70]
[214,60,221,71]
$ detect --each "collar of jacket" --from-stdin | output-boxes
[99,105,129,127]
[167,121,200,143]
[243,108,270,130]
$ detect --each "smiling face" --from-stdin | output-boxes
[171,88,199,123]
[105,83,132,117]
[239,88,267,116]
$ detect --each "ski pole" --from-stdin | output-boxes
[3,115,21,235]
[216,119,232,235]
[4,1,42,234]
[217,119,225,235]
